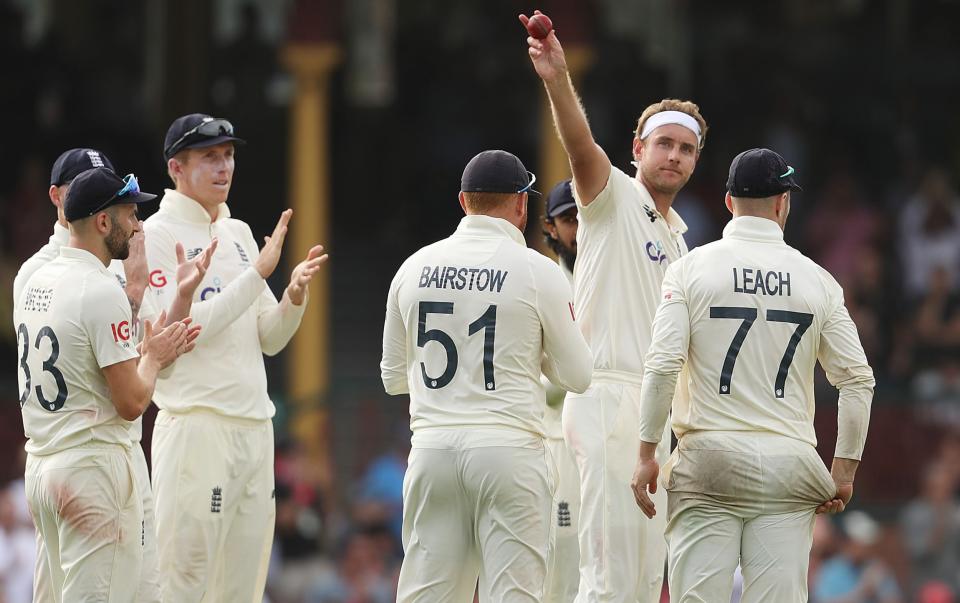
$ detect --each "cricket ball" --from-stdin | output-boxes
[526,13,553,40]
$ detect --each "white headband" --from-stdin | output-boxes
[639,110,702,144]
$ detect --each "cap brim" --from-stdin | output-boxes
[181,135,246,151]
[547,201,577,217]
[126,191,159,204]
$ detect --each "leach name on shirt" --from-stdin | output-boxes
[733,267,791,297]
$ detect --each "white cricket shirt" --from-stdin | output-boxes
[639,216,874,459]
[14,247,140,455]
[13,222,160,443]
[144,189,306,420]
[573,166,688,377]
[543,256,574,440]
[381,215,592,447]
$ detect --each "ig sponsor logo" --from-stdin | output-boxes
[149,270,167,288]
[111,321,131,342]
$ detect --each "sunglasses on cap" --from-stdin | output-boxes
[166,118,235,157]
[87,174,142,216]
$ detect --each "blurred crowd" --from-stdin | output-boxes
[2,0,960,601]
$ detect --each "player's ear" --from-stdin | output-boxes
[775,192,788,217]
[724,192,734,215]
[48,185,61,208]
[167,156,182,186]
[458,192,468,215]
[633,136,643,162]
[96,211,111,234]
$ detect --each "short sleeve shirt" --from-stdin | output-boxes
[15,247,139,455]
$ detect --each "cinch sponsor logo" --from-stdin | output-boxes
[200,277,223,301]
[645,240,667,265]
[149,270,167,288]
[111,321,131,342]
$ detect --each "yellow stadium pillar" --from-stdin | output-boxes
[281,44,341,450]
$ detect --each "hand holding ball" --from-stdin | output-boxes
[522,11,553,40]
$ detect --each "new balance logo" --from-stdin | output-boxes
[235,242,249,264]
[211,487,223,513]
[186,247,203,260]
[643,205,658,223]
[557,501,571,527]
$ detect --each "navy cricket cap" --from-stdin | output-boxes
[63,167,158,222]
[163,113,246,160]
[461,150,540,195]
[50,148,115,187]
[545,179,576,218]
[726,148,802,198]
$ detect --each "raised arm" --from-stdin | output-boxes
[520,12,610,206]
[144,210,298,341]
[83,279,198,421]
[121,223,149,330]
[256,242,328,356]
[102,317,198,420]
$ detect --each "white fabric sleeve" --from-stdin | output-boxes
[143,221,265,343]
[13,223,68,305]
[639,264,689,443]
[572,165,623,222]
[81,277,140,368]
[817,284,875,461]
[534,257,592,394]
[240,226,307,356]
[542,373,566,409]
[380,265,409,396]
[255,285,307,356]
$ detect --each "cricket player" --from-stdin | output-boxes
[15,166,197,602]
[146,113,328,603]
[541,179,582,602]
[631,149,874,602]
[521,13,707,601]
[12,148,214,602]
[381,150,593,602]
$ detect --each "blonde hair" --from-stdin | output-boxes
[166,149,190,186]
[462,191,520,215]
[635,99,709,150]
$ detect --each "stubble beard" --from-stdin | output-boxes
[105,221,130,260]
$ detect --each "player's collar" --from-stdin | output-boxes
[633,180,688,235]
[52,221,69,245]
[455,215,526,245]
[722,216,784,242]
[59,246,113,273]
[159,189,231,224]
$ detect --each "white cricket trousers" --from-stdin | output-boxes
[31,442,160,603]
[151,409,275,603]
[663,431,838,603]
[26,443,143,602]
[132,441,162,602]
[543,434,581,603]
[563,374,670,603]
[397,437,555,602]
